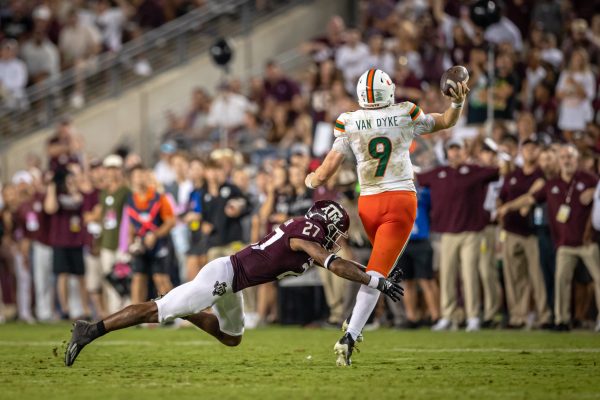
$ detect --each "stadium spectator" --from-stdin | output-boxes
[498,135,553,329]
[58,9,102,108]
[561,19,599,67]
[80,162,104,319]
[484,10,523,52]
[300,15,345,63]
[46,116,83,172]
[135,0,166,31]
[475,142,502,328]
[264,60,301,105]
[165,152,193,280]
[418,138,499,332]
[92,0,133,53]
[335,29,370,94]
[14,170,53,322]
[184,87,211,137]
[364,34,394,76]
[206,81,252,141]
[202,159,248,262]
[20,21,60,86]
[126,165,175,304]
[555,48,596,134]
[0,39,28,110]
[93,155,130,314]
[153,141,177,186]
[0,1,33,40]
[44,166,90,320]
[501,145,599,331]
[183,157,206,282]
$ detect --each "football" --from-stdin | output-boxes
[440,65,469,96]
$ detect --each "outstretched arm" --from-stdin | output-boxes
[290,238,404,301]
[305,150,345,189]
[429,81,470,133]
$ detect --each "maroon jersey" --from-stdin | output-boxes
[231,217,326,292]
[417,164,499,233]
[533,171,598,248]
[14,192,51,245]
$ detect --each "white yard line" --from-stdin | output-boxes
[391,348,600,353]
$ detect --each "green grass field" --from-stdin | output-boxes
[0,323,599,400]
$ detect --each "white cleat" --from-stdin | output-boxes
[466,318,481,332]
[595,320,600,333]
[333,333,355,366]
[431,318,451,331]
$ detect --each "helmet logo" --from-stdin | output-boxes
[322,204,343,224]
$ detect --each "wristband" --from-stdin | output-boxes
[324,254,339,269]
[367,276,379,289]
[451,101,464,109]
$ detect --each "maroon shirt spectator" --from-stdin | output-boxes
[135,0,166,30]
[14,191,51,245]
[48,191,85,248]
[417,164,499,233]
[264,61,300,104]
[533,171,598,247]
[499,168,544,237]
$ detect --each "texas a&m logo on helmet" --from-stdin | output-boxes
[306,200,350,252]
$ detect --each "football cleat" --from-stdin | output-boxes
[334,332,357,366]
[64,320,96,367]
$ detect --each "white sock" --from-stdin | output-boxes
[346,271,383,341]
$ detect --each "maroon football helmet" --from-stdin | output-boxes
[306,200,350,251]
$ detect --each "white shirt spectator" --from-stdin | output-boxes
[0,54,28,109]
[556,70,596,131]
[95,8,126,52]
[21,37,60,80]
[485,17,523,52]
[364,51,395,77]
[336,41,370,93]
[154,159,176,186]
[207,92,250,129]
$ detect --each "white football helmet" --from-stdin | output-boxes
[356,69,395,109]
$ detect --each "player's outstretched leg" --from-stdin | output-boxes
[184,311,242,347]
[65,302,158,367]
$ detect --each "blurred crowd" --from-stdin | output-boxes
[0,0,262,110]
[1,0,600,332]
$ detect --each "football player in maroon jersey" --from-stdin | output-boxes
[65,200,403,366]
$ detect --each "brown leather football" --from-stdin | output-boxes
[440,66,469,96]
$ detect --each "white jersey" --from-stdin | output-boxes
[332,102,435,195]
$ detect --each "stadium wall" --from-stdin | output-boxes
[0,0,348,180]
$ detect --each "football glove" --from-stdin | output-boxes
[377,278,404,302]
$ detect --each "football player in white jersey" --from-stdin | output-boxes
[305,68,469,366]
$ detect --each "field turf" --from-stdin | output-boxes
[0,323,599,400]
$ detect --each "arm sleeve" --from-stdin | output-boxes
[408,103,435,136]
[332,113,352,156]
[159,195,175,221]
